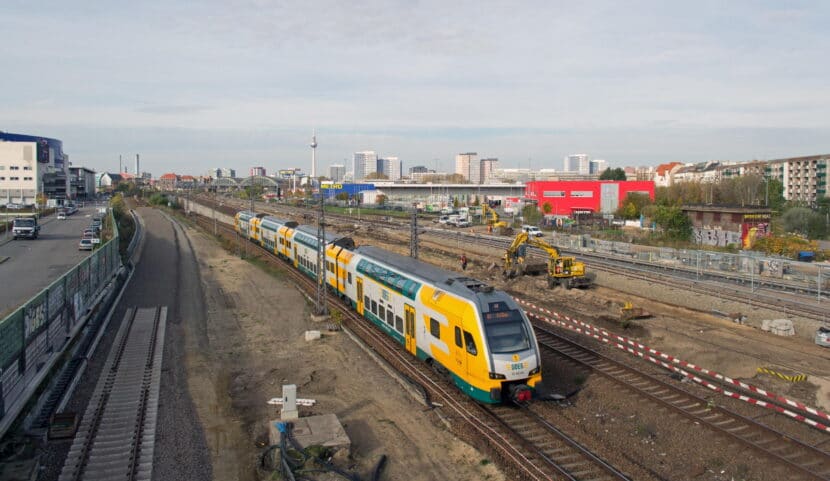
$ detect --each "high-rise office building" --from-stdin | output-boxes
[353,151,377,180]
[479,158,498,184]
[378,156,400,180]
[250,166,266,177]
[329,163,346,182]
[207,167,236,179]
[590,159,607,175]
[455,152,478,182]
[564,154,590,175]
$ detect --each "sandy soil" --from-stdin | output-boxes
[180,224,505,481]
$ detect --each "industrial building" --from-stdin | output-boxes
[0,132,70,205]
[524,180,655,216]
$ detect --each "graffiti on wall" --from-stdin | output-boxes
[693,228,742,248]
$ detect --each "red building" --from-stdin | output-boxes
[524,181,654,216]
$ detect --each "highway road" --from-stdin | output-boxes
[0,207,103,316]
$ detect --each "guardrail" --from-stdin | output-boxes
[0,210,122,438]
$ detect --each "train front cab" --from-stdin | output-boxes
[418,286,541,404]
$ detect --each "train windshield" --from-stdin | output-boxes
[482,309,531,353]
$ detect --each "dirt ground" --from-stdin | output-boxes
[180,224,505,481]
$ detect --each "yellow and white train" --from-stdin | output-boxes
[236,210,542,403]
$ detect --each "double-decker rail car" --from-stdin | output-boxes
[235,210,541,403]
[258,216,298,257]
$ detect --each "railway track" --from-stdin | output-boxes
[58,306,167,481]
[208,197,826,318]
[189,211,645,481]
[531,321,830,480]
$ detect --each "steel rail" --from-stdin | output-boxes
[532,323,830,481]
[191,212,635,481]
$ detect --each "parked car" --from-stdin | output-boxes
[455,219,472,228]
[815,327,830,347]
[78,238,94,250]
[522,225,544,237]
[57,210,67,220]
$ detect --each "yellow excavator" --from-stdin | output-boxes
[503,232,594,289]
[482,204,514,235]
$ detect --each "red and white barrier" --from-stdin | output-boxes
[514,297,830,433]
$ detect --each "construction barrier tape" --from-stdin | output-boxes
[514,297,830,434]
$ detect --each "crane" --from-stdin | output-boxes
[503,232,594,289]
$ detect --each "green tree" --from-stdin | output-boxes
[364,172,389,180]
[599,168,627,180]
[616,193,650,219]
[766,178,786,211]
[542,202,552,214]
[376,194,387,206]
[653,205,692,241]
[781,207,827,238]
[521,204,543,225]
[335,192,349,201]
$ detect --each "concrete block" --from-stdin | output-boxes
[269,413,350,456]
[304,330,321,342]
[310,314,330,323]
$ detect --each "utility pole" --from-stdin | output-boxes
[410,206,419,259]
[315,193,328,316]
[213,186,217,236]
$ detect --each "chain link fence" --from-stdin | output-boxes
[552,232,829,302]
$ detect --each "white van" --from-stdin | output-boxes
[522,225,544,237]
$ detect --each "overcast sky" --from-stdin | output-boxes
[2,1,828,176]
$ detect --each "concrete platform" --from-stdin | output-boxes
[269,413,350,455]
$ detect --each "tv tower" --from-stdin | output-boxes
[310,131,318,180]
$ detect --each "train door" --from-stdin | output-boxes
[356,278,364,315]
[404,304,417,356]
[452,324,467,374]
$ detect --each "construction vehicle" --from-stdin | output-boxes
[482,204,514,235]
[619,302,651,322]
[503,232,594,288]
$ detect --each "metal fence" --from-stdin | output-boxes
[0,213,121,418]
[552,232,829,302]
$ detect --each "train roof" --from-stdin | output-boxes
[260,215,298,229]
[294,224,339,243]
[354,245,509,305]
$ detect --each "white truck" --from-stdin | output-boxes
[12,216,40,239]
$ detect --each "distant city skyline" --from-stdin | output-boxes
[2,2,829,176]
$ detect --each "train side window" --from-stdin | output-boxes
[429,318,440,339]
[348,273,352,285]
[454,327,462,348]
[386,309,393,326]
[364,296,370,309]
[395,315,403,332]
[463,331,477,356]
[371,300,377,314]
[378,305,386,320]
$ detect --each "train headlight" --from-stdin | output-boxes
[489,372,506,380]
[529,366,540,376]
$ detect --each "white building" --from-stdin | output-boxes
[0,132,69,205]
[379,156,401,181]
[353,151,378,180]
[480,158,498,184]
[455,152,479,182]
[207,167,236,179]
[590,159,607,175]
[564,154,590,175]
